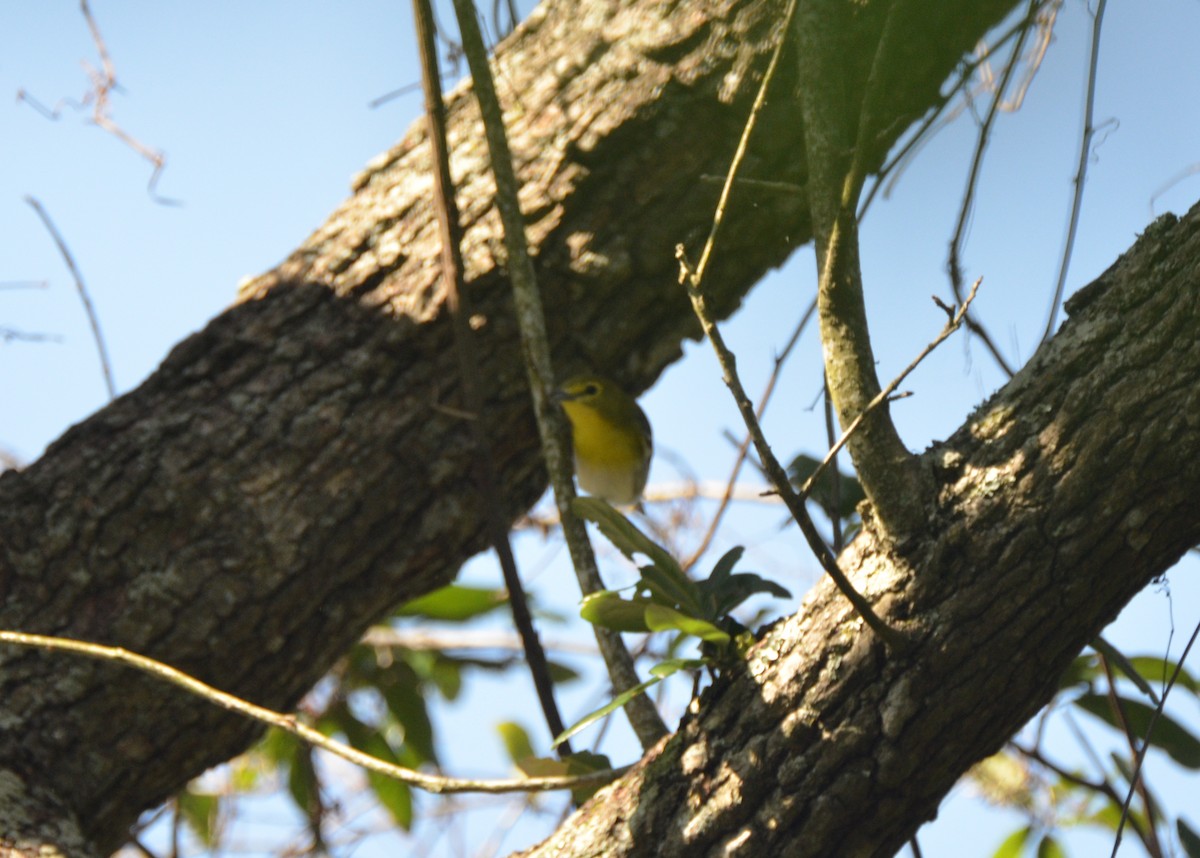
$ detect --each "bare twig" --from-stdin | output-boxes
[0,630,627,794]
[18,2,177,204]
[680,248,906,651]
[946,1,1038,379]
[683,297,817,571]
[1110,615,1200,857]
[1041,0,1108,343]
[24,196,116,400]
[449,0,667,748]
[1098,654,1163,858]
[411,0,571,754]
[797,280,983,505]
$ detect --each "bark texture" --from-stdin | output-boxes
[0,0,1074,853]
[519,209,1200,856]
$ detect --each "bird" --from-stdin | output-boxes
[555,375,652,506]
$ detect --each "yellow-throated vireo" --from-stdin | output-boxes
[555,375,652,506]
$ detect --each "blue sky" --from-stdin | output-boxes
[3,1,1200,856]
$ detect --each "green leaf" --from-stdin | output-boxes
[367,769,413,829]
[701,571,792,618]
[380,667,438,764]
[177,789,220,847]
[580,590,653,633]
[1035,834,1066,858]
[991,825,1031,858]
[1179,818,1200,858]
[395,584,507,621]
[1127,655,1200,696]
[1092,638,1160,704]
[644,603,731,645]
[553,675,664,748]
[1076,693,1200,769]
[564,750,616,804]
[707,547,744,588]
[497,721,536,766]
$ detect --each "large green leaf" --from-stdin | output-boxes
[1077,693,1200,769]
[395,584,508,621]
[580,590,653,633]
[644,603,730,645]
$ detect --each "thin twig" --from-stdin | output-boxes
[683,298,816,571]
[411,0,570,754]
[24,196,116,400]
[859,6,1043,220]
[681,248,906,651]
[0,630,627,794]
[674,0,914,647]
[1041,0,1108,343]
[797,280,983,505]
[1111,615,1200,857]
[449,0,667,748]
[1098,654,1163,858]
[946,1,1038,379]
[1010,742,1156,850]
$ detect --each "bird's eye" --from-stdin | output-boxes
[584,384,599,396]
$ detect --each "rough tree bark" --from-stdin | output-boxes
[12,0,1190,855]
[519,208,1200,856]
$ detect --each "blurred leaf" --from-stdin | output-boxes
[644,603,730,645]
[787,453,866,521]
[382,674,438,764]
[1179,818,1200,858]
[177,789,220,847]
[497,721,536,766]
[1127,655,1200,696]
[516,755,569,778]
[1058,653,1096,691]
[565,750,616,803]
[580,590,653,633]
[286,742,320,822]
[1077,693,1200,769]
[1035,834,1066,858]
[1092,638,1159,705]
[992,826,1031,858]
[546,660,581,684]
[649,657,707,678]
[367,769,413,829]
[395,584,507,621]
[573,497,682,576]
